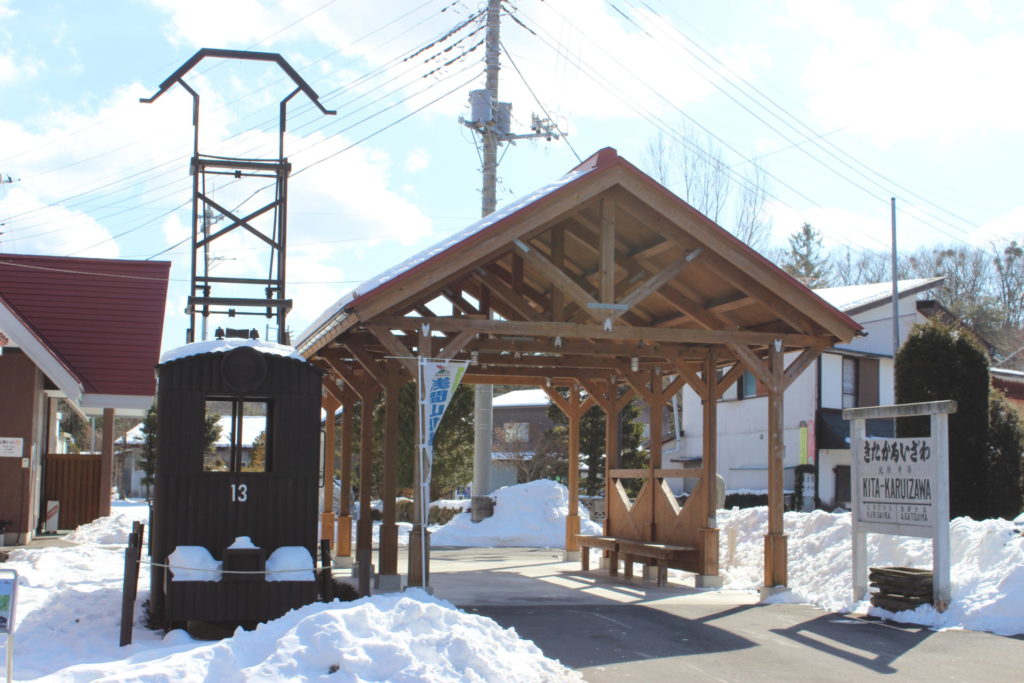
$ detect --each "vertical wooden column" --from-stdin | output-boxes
[335,395,355,564]
[356,396,376,596]
[543,385,595,557]
[321,393,340,548]
[603,395,619,538]
[566,384,582,555]
[699,350,721,585]
[764,342,787,590]
[378,360,402,590]
[99,408,114,518]
[647,370,662,543]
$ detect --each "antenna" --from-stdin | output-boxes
[142,48,335,345]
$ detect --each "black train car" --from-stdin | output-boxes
[149,341,323,630]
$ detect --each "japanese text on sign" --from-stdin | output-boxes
[857,437,937,529]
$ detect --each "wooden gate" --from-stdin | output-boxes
[44,453,101,529]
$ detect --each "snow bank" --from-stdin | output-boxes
[717,506,1024,635]
[64,500,149,545]
[2,499,580,681]
[431,480,601,548]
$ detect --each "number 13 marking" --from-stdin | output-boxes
[230,483,248,502]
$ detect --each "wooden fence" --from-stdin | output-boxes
[44,453,101,529]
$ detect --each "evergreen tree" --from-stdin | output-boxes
[895,321,990,519]
[985,389,1024,518]
[138,404,158,501]
[782,222,827,287]
[547,393,645,496]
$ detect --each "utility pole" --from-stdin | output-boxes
[462,0,561,521]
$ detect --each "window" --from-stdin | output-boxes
[842,358,857,409]
[841,356,880,409]
[738,371,758,399]
[204,398,270,472]
[502,422,530,443]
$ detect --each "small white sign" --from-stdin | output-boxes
[0,438,23,459]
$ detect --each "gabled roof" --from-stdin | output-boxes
[813,278,944,316]
[297,148,862,360]
[0,253,170,413]
[493,388,551,408]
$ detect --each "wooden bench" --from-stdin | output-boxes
[577,535,696,586]
[577,535,620,575]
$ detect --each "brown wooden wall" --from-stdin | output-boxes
[43,453,101,529]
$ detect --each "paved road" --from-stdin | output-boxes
[422,547,1024,682]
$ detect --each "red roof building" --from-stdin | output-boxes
[0,253,170,545]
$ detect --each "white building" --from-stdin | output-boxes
[669,277,944,509]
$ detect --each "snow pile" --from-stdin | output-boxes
[431,479,601,548]
[1,498,579,681]
[160,337,304,364]
[266,546,316,582]
[47,592,579,682]
[717,507,1024,635]
[64,500,148,545]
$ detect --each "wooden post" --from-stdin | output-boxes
[648,368,662,543]
[118,521,143,646]
[603,389,619,538]
[566,384,582,556]
[378,360,401,591]
[356,397,375,596]
[764,341,787,592]
[698,350,721,586]
[336,396,354,564]
[321,394,340,549]
[100,408,114,518]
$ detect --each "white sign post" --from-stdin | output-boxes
[415,357,469,589]
[845,400,956,612]
[0,569,17,683]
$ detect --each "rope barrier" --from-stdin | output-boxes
[138,559,325,575]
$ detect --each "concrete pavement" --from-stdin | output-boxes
[403,547,1024,682]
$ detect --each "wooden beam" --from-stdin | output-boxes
[342,342,389,387]
[365,325,417,378]
[727,342,773,389]
[550,225,566,321]
[471,269,542,322]
[715,361,745,401]
[600,196,616,304]
[375,315,826,348]
[513,238,603,323]
[668,356,707,401]
[438,329,476,360]
[613,248,702,319]
[782,345,826,391]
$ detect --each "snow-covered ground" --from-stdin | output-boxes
[2,483,1022,681]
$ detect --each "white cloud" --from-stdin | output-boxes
[0,187,119,258]
[405,148,429,173]
[967,206,1024,245]
[0,51,43,83]
[780,0,1024,145]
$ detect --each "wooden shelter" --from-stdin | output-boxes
[295,148,861,592]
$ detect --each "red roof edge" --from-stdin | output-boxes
[569,147,620,174]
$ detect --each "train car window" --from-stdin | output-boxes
[204,398,271,473]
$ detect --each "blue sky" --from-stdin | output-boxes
[1,0,1022,352]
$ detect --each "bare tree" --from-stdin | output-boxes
[733,164,772,251]
[992,239,1024,329]
[642,125,772,250]
[493,424,565,484]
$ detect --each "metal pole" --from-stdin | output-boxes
[891,197,899,356]
[471,0,501,521]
